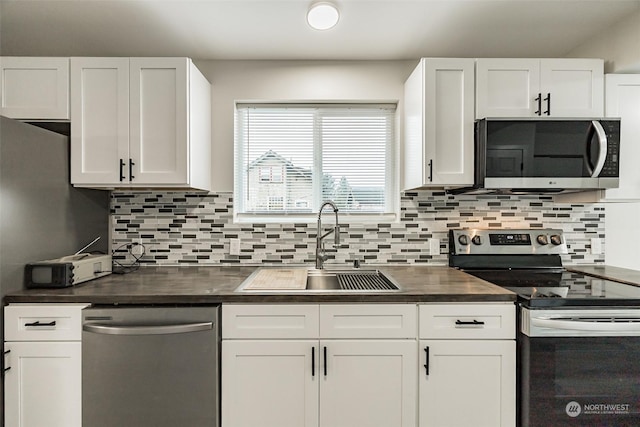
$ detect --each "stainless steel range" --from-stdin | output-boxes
[449,228,640,427]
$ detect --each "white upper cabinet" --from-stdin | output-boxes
[0,57,70,120]
[475,59,540,118]
[555,73,640,204]
[70,58,130,185]
[602,74,640,201]
[70,57,211,191]
[404,58,475,189]
[476,58,604,118]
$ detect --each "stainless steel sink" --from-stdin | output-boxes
[235,268,401,292]
[306,269,399,291]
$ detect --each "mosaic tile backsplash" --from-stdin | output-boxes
[111,191,605,266]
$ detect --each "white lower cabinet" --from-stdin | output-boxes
[419,340,515,427]
[221,304,417,427]
[4,342,82,427]
[222,340,318,427]
[4,303,88,427]
[319,339,416,427]
[418,304,516,427]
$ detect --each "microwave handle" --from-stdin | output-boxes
[588,120,608,178]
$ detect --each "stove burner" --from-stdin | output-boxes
[531,287,569,299]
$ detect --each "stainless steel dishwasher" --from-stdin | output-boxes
[82,305,219,427]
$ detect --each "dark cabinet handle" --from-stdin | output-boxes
[119,159,126,181]
[423,346,429,376]
[323,346,327,377]
[428,159,433,182]
[3,349,10,372]
[312,346,315,377]
[544,93,551,116]
[534,93,542,116]
[24,321,57,327]
[455,319,485,326]
[129,159,135,181]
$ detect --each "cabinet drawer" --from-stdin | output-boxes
[222,304,319,339]
[4,304,89,341]
[419,303,515,339]
[320,304,417,339]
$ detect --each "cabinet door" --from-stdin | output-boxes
[0,57,69,120]
[4,342,81,427]
[603,74,640,201]
[476,58,540,118]
[404,58,474,189]
[540,58,603,117]
[419,340,516,427]
[319,340,417,427]
[70,57,130,185]
[129,58,189,185]
[424,58,475,186]
[221,340,319,427]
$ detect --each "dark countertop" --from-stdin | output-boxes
[4,265,516,304]
[567,265,640,287]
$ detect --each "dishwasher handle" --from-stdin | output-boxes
[83,321,213,336]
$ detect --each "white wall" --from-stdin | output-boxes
[605,203,640,268]
[193,60,416,192]
[567,8,640,72]
[567,8,640,269]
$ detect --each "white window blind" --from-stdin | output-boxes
[234,103,396,219]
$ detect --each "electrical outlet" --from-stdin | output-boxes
[428,238,440,255]
[229,238,241,256]
[590,238,602,255]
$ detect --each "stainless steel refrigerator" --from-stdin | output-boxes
[0,116,110,421]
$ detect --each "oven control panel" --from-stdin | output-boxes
[449,228,568,255]
[489,233,531,245]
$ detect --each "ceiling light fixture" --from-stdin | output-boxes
[307,2,340,31]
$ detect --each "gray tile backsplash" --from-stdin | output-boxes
[111,191,605,266]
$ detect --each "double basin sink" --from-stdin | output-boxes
[236,267,401,293]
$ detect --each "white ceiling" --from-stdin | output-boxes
[1,0,639,60]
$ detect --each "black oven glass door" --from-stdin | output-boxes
[485,120,608,178]
[520,336,640,427]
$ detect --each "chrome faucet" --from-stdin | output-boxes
[315,200,340,269]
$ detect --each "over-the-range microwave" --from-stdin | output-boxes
[452,118,621,194]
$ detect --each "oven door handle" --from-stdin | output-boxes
[532,317,640,332]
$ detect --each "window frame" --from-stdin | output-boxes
[234,102,399,224]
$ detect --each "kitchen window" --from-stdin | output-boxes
[234,103,397,222]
